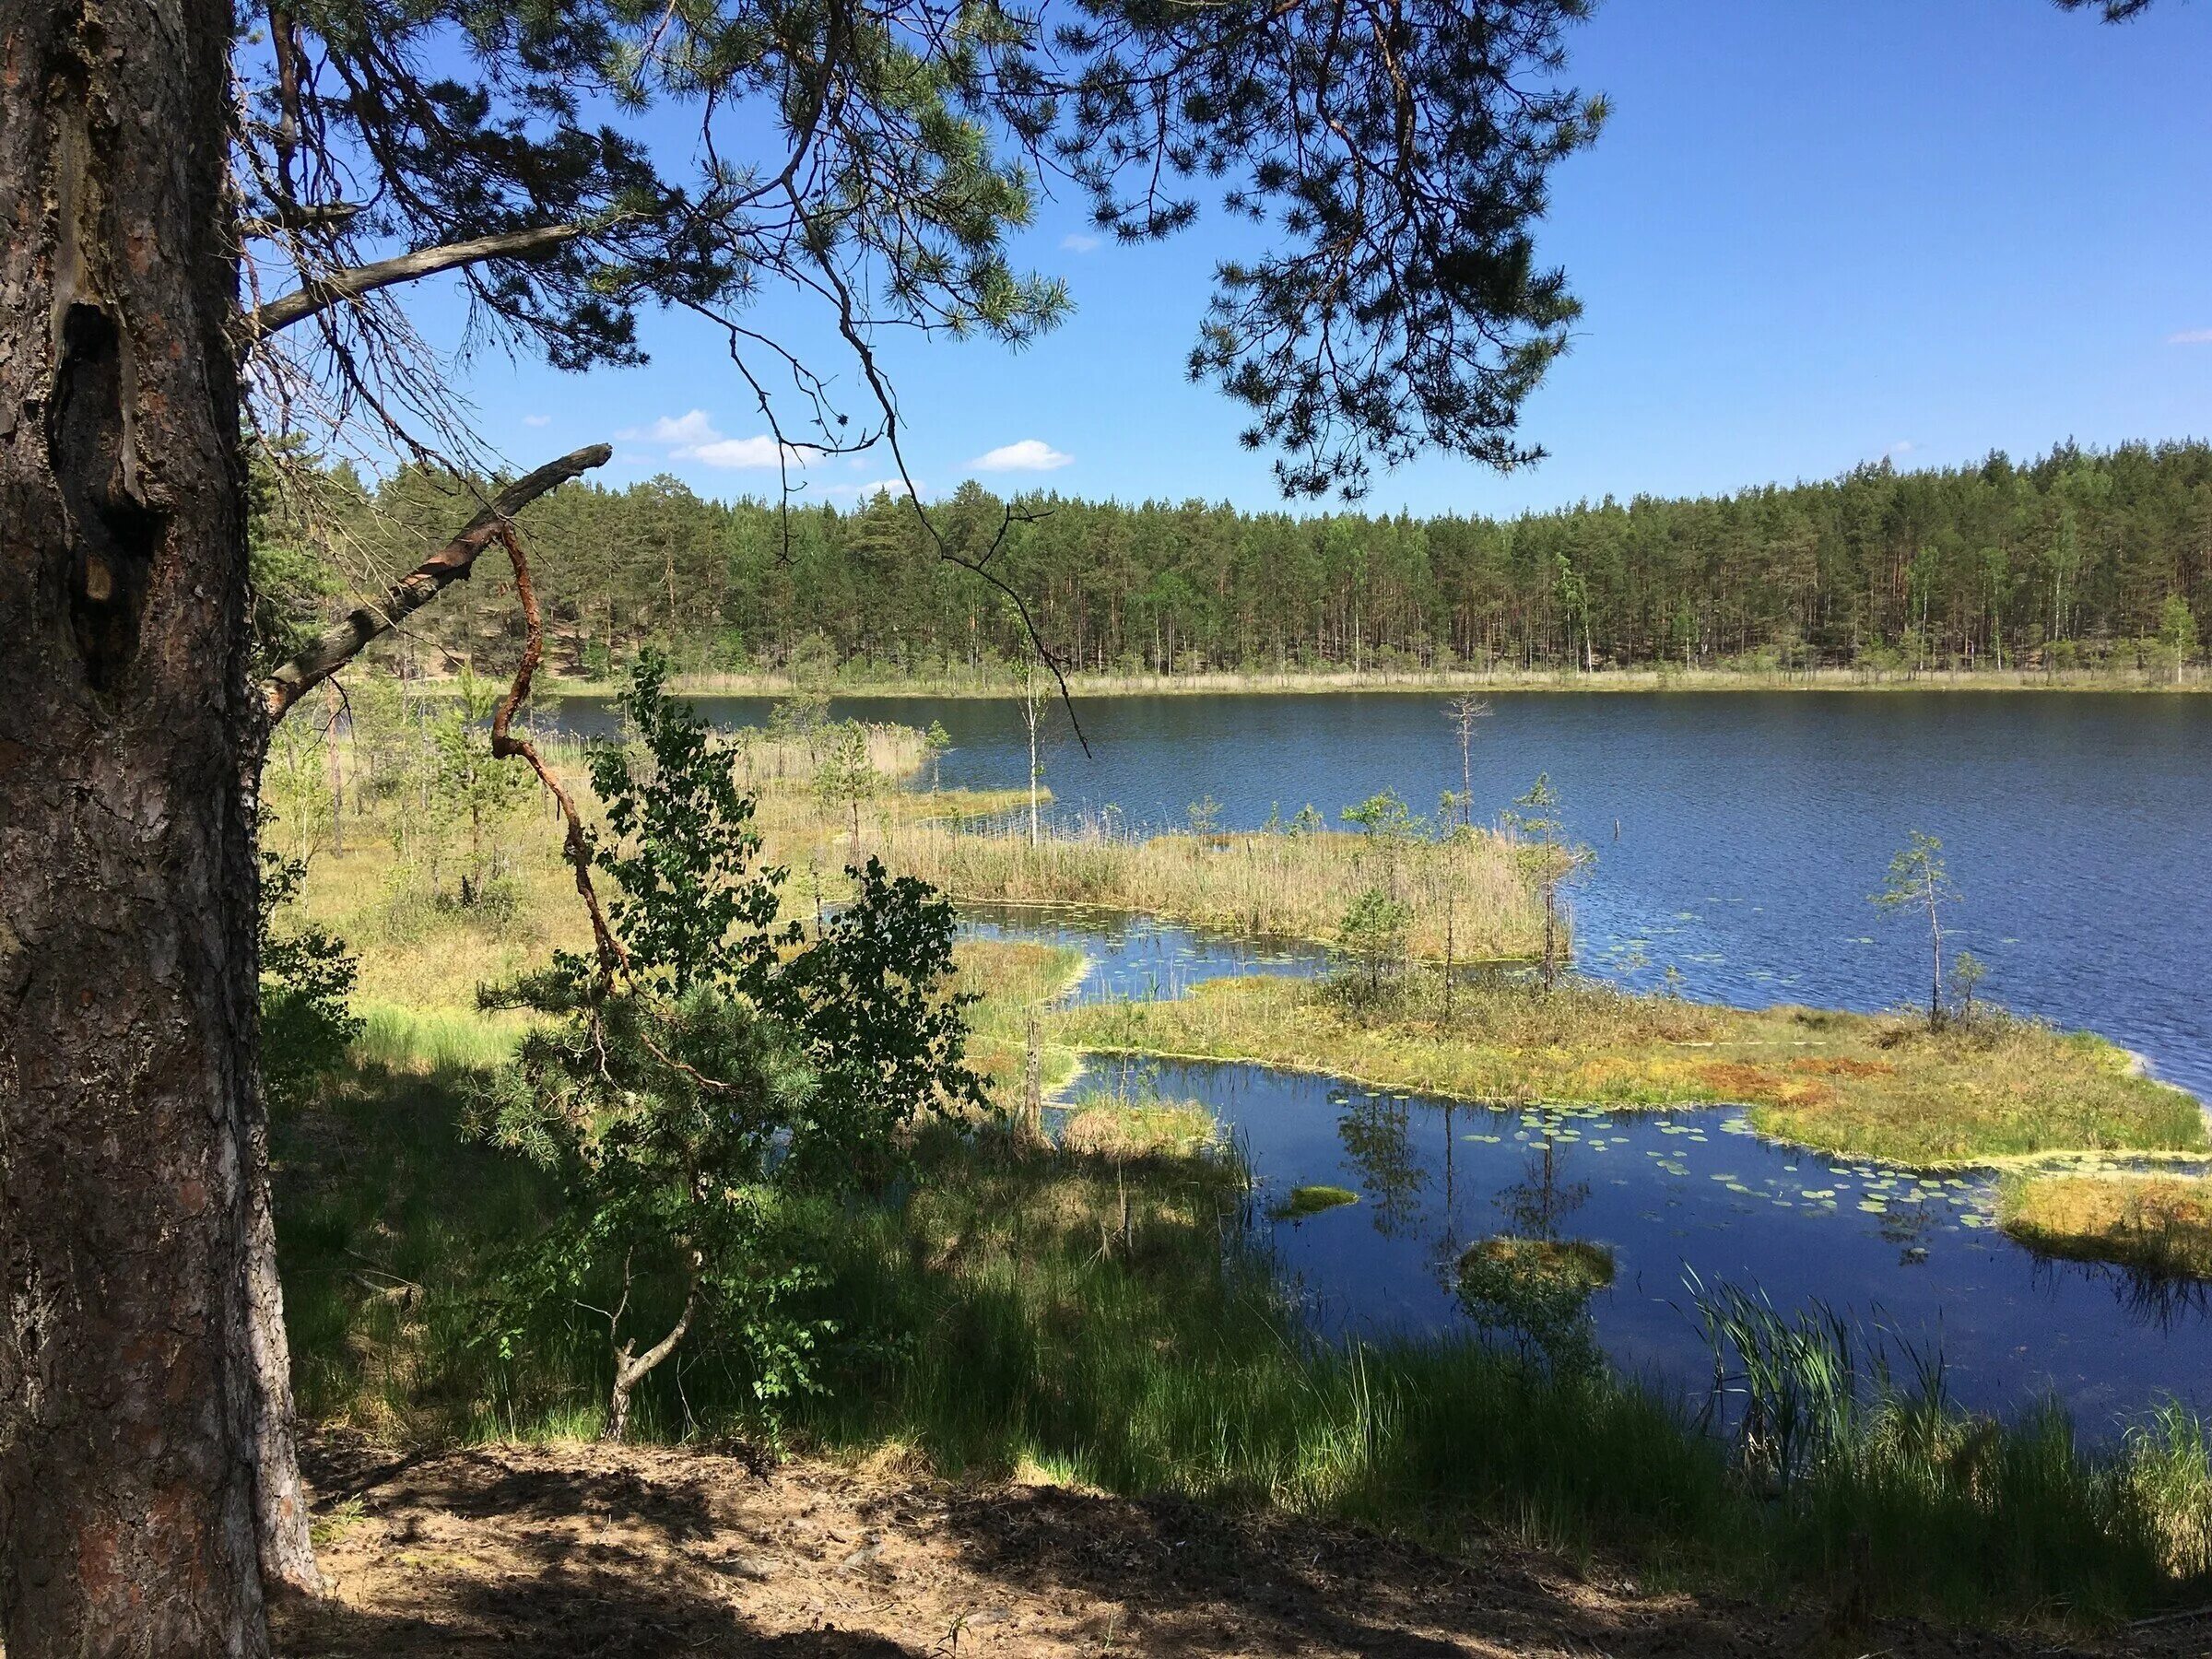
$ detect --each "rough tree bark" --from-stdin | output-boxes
[0,1,272,1653]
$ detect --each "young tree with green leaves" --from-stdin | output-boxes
[477,660,981,1441]
[255,853,363,1117]
[2159,594,2198,685]
[812,721,880,841]
[1335,888,1414,1005]
[429,668,534,905]
[1873,830,1959,1029]
[1502,774,1590,991]
[1342,787,1423,897]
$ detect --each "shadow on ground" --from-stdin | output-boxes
[275,1432,2136,1658]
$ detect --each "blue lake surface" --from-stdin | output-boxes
[971,909,2212,1428]
[541,690,2212,1424]
[548,689,2212,1100]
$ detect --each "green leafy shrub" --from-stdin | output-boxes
[258,847,362,1112]
[474,654,982,1438]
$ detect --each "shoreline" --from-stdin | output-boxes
[406,665,2210,701]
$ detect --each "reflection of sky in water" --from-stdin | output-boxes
[955,907,2212,1433]
[1086,1054,2212,1435]
[959,905,1319,1002]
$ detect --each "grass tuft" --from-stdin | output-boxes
[2000,1173,2212,1279]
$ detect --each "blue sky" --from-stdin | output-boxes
[419,0,2212,518]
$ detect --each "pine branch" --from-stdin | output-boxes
[252,224,584,335]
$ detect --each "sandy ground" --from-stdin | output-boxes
[264,1432,2209,1658]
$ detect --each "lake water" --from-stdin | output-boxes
[543,689,2212,1424]
[974,910,2212,1428]
[547,689,2212,1100]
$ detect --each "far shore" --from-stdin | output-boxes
[404,662,2210,700]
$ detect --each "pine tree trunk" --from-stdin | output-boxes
[0,5,276,1650]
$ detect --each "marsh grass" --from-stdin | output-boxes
[1469,1235,1616,1289]
[1689,1277,2212,1603]
[1058,1098,1220,1159]
[350,1002,534,1072]
[276,712,1035,1023]
[2000,1174,2212,1279]
[1052,973,2205,1166]
[877,821,1547,961]
[275,1055,2212,1625]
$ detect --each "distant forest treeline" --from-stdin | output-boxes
[268,440,2212,679]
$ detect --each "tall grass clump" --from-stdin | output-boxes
[1690,1275,2212,1620]
[878,818,1547,962]
[2002,1173,2212,1280]
[350,1001,533,1073]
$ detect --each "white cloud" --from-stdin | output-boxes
[2168,328,2212,346]
[618,409,722,446]
[688,435,814,469]
[825,477,917,500]
[969,438,1074,472]
[618,409,812,468]
[1060,232,1100,253]
[522,413,552,429]
[1887,440,1915,457]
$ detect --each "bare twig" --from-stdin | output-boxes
[485,522,629,987]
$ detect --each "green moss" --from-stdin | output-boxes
[1269,1182,1360,1219]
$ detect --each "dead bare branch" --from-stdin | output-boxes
[485,523,629,987]
[261,441,611,721]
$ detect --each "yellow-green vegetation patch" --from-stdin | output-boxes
[1059,1099,1219,1160]
[953,936,1086,1006]
[1051,975,2206,1167]
[1269,1183,1359,1219]
[876,822,1547,962]
[351,1001,535,1074]
[2001,1173,2212,1279]
[1464,1234,1617,1292]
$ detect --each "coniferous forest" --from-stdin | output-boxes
[276,439,2212,681]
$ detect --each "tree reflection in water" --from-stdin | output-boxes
[1335,1090,1429,1239]
[1454,1118,1614,1371]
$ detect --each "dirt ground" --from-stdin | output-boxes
[273,1433,2194,1658]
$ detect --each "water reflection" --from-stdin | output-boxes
[1081,1052,2212,1430]
[1455,1124,1613,1370]
[1336,1092,1428,1240]
[2026,1253,2212,1334]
